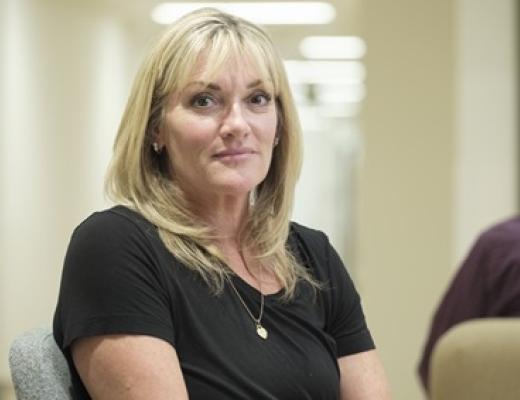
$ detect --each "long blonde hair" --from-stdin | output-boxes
[105,8,318,299]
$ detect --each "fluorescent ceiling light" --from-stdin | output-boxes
[315,84,366,103]
[284,60,365,85]
[151,2,336,25]
[299,36,366,59]
[317,103,362,118]
[290,82,365,104]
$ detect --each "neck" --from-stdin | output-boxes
[188,191,251,246]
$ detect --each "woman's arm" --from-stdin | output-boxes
[338,350,391,400]
[72,335,189,400]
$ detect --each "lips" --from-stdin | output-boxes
[213,147,256,158]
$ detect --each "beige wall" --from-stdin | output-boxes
[0,0,145,389]
[454,0,518,263]
[359,2,455,398]
[358,0,517,399]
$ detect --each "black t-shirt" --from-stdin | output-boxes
[53,206,374,399]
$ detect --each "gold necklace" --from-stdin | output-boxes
[227,277,268,339]
[227,251,268,340]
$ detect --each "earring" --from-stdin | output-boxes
[273,135,280,148]
[248,189,256,207]
[152,142,162,154]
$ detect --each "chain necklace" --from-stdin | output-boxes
[227,251,268,340]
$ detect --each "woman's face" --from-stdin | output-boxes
[158,57,278,202]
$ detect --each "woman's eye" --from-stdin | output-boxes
[250,92,272,106]
[191,94,216,108]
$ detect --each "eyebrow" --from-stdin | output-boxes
[186,79,265,91]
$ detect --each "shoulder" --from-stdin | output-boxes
[479,216,520,247]
[289,222,342,280]
[474,216,520,260]
[68,206,159,256]
[73,205,154,239]
[289,222,329,251]
[461,216,520,283]
[76,205,151,230]
[62,206,170,290]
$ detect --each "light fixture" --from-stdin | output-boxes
[283,60,365,85]
[151,2,336,25]
[317,102,362,118]
[315,84,366,103]
[299,36,366,60]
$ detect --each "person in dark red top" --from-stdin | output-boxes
[418,216,520,393]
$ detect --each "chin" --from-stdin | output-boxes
[216,182,256,196]
[213,174,264,195]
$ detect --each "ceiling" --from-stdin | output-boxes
[102,0,365,60]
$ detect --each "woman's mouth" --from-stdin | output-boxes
[213,148,256,161]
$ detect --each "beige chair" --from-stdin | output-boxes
[429,318,520,400]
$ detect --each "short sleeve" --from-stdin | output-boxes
[322,235,375,357]
[290,223,375,358]
[53,210,175,351]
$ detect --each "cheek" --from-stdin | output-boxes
[167,116,217,155]
[253,112,278,141]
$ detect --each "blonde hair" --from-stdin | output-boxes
[105,8,319,299]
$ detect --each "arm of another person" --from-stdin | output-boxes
[72,334,189,400]
[339,350,391,400]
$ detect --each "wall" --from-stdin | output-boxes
[454,0,518,263]
[0,0,140,389]
[358,1,517,399]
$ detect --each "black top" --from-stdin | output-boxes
[53,206,374,399]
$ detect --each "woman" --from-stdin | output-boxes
[53,8,390,399]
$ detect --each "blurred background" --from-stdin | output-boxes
[0,0,517,399]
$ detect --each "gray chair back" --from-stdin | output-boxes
[9,327,73,400]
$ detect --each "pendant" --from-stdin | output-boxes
[256,323,268,339]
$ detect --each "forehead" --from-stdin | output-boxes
[177,46,275,91]
[195,59,266,85]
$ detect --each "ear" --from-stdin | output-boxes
[153,121,162,142]
[151,125,165,154]
[275,107,283,145]
[275,97,283,135]
[273,135,280,148]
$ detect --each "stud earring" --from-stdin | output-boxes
[152,142,162,154]
[273,136,280,148]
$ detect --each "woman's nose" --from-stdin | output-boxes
[219,102,250,139]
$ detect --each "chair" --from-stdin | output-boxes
[429,318,520,400]
[8,327,73,400]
